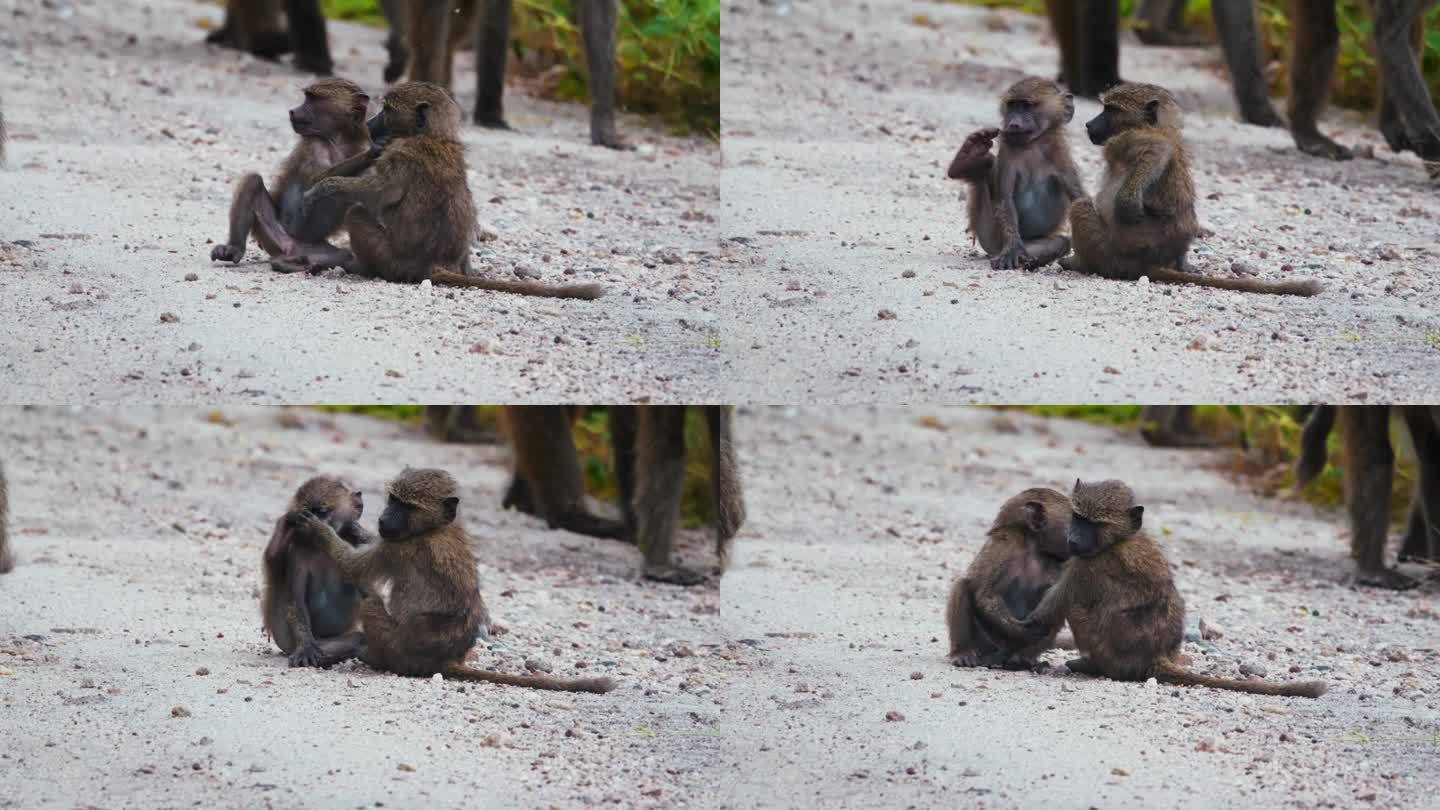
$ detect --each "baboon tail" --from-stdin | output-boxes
[441,663,617,694]
[706,406,746,569]
[1294,405,1337,489]
[1155,660,1326,698]
[1148,267,1322,297]
[429,271,605,300]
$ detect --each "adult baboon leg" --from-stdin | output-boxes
[1372,0,1440,159]
[1070,0,1121,99]
[1341,407,1415,589]
[1133,0,1206,47]
[1211,0,1285,127]
[578,0,629,148]
[1288,0,1352,159]
[408,0,454,85]
[380,0,409,82]
[506,407,626,539]
[474,0,514,129]
[637,407,702,585]
[1401,407,1440,561]
[285,0,334,75]
[445,0,479,88]
[1139,405,1210,448]
[610,406,640,540]
[706,406,745,568]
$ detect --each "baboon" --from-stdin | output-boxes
[946,488,1072,669]
[209,79,378,266]
[500,406,746,586]
[1295,405,1440,590]
[276,82,606,299]
[286,468,617,693]
[206,0,334,76]
[379,0,410,84]
[1138,406,1211,448]
[1061,83,1323,296]
[947,77,1086,270]
[1046,1,1283,127]
[423,405,499,444]
[0,461,13,574]
[262,476,376,667]
[1132,0,1207,47]
[384,0,627,148]
[1015,480,1328,697]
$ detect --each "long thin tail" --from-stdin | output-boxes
[430,271,604,300]
[1148,267,1322,297]
[1294,405,1337,489]
[707,406,746,570]
[441,662,617,694]
[1155,660,1326,698]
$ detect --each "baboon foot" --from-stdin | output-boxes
[1356,567,1419,591]
[1064,656,1098,676]
[1000,655,1040,672]
[591,127,634,151]
[949,128,999,180]
[293,53,334,77]
[949,652,982,668]
[474,111,515,132]
[210,243,245,263]
[1294,130,1354,161]
[270,255,315,274]
[643,563,708,587]
[288,642,326,668]
[1240,103,1286,129]
[990,241,1030,271]
[551,511,630,542]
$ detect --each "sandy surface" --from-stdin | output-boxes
[720,1,1440,403]
[0,407,730,807]
[0,0,721,403]
[722,406,1439,809]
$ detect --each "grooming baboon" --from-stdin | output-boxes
[946,488,1072,669]
[0,461,13,574]
[500,406,746,586]
[1045,1,1283,127]
[286,467,617,693]
[1015,480,1328,697]
[1061,83,1322,296]
[1138,406,1212,448]
[206,0,334,76]
[384,0,627,148]
[277,82,606,299]
[209,79,378,266]
[262,476,376,667]
[947,77,1086,270]
[1295,405,1440,590]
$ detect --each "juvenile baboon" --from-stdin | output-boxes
[946,488,1072,669]
[287,468,617,693]
[385,0,627,148]
[947,77,1086,270]
[209,79,378,266]
[1295,405,1440,590]
[1138,406,1212,448]
[206,0,334,76]
[1061,83,1322,296]
[0,461,13,574]
[278,82,606,299]
[1014,480,1327,697]
[498,406,627,541]
[262,476,376,666]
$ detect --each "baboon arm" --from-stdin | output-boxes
[1023,570,1069,628]
[994,165,1022,245]
[313,146,384,184]
[973,581,1028,638]
[291,513,382,588]
[1116,135,1175,221]
[287,570,317,648]
[1056,162,1087,203]
[340,521,380,548]
[262,516,293,578]
[301,173,401,222]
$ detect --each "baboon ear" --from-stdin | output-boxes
[414,101,432,132]
[1129,505,1144,531]
[1144,99,1161,124]
[441,496,459,523]
[1061,92,1075,123]
[354,93,371,120]
[1022,501,1046,532]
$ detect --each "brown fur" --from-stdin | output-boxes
[1019,480,1327,698]
[0,461,13,574]
[207,0,333,75]
[1138,405,1211,448]
[1062,83,1322,296]
[499,406,627,541]
[289,468,617,693]
[946,488,1072,669]
[262,476,375,666]
[280,82,605,299]
[948,77,1086,271]
[210,79,375,265]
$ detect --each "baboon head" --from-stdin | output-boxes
[291,475,364,530]
[290,79,370,139]
[379,467,460,541]
[993,486,1073,560]
[367,81,462,144]
[1066,479,1144,557]
[1084,82,1182,145]
[998,77,1074,146]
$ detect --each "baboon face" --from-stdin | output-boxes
[999,77,1073,146]
[367,81,460,143]
[290,79,369,138]
[1066,479,1144,557]
[379,468,460,541]
[1084,82,1178,145]
[293,476,363,529]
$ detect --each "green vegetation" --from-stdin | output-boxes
[319,0,718,134]
[949,1,1440,111]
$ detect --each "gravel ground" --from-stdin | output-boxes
[0,0,721,403]
[721,406,1439,809]
[0,407,729,808]
[720,0,1440,403]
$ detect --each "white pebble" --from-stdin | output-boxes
[1144,677,1158,688]
[431,673,443,683]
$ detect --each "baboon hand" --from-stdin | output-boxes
[1019,619,1051,643]
[210,243,244,263]
[283,509,323,536]
[990,241,1030,270]
[289,642,325,668]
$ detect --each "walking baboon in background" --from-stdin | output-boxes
[287,467,617,693]
[206,0,334,76]
[1295,405,1440,590]
[210,79,377,266]
[0,461,13,574]
[1015,480,1327,697]
[1131,0,1206,47]
[423,405,499,444]
[1138,406,1211,448]
[499,406,627,541]
[1063,83,1322,296]
[947,77,1086,270]
[262,477,375,666]
[946,488,1072,669]
[383,0,628,148]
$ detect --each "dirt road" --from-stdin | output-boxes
[722,406,1439,809]
[0,0,721,403]
[720,1,1440,403]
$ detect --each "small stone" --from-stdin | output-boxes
[194,667,209,676]
[1143,677,1157,688]
[1195,738,1217,752]
[183,273,199,282]
[884,710,905,722]
[419,279,432,291]
[1239,661,1268,678]
[901,270,916,279]
[877,309,897,320]
[159,312,179,324]
[1230,262,1257,276]
[1199,618,1224,640]
[1111,767,1129,776]
[170,706,191,718]
[909,672,923,680]
[525,658,553,673]
[397,763,416,772]
[431,673,443,683]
